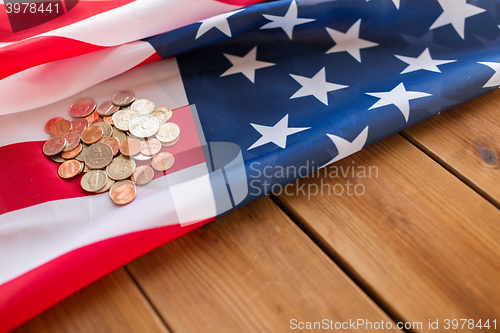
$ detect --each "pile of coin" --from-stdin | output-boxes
[42,90,180,205]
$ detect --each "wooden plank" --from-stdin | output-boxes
[13,268,170,333]
[126,196,399,333]
[273,134,500,332]
[402,89,500,207]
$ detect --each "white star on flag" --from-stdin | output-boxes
[321,126,369,168]
[366,83,431,122]
[290,67,348,105]
[366,0,400,10]
[395,48,456,74]
[221,46,276,83]
[260,0,315,40]
[325,19,379,62]
[478,62,500,88]
[248,114,310,150]
[196,9,244,39]
[430,0,485,39]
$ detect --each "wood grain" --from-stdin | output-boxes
[274,134,500,332]
[126,196,399,333]
[402,89,500,207]
[13,268,170,333]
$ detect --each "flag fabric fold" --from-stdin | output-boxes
[1,0,499,331]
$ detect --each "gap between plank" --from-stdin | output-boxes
[123,266,175,333]
[399,132,500,210]
[268,195,412,333]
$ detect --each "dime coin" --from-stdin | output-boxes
[81,126,103,144]
[81,170,108,192]
[58,159,83,179]
[131,99,155,114]
[84,142,113,169]
[96,177,115,193]
[151,152,175,171]
[151,107,172,125]
[112,110,136,131]
[70,97,96,118]
[43,136,67,156]
[112,127,127,144]
[62,132,81,152]
[156,123,180,143]
[96,100,119,116]
[131,165,155,185]
[161,136,179,147]
[128,114,159,138]
[103,116,114,125]
[100,137,120,156]
[75,144,88,162]
[112,90,135,107]
[51,154,65,163]
[50,119,72,137]
[111,184,136,205]
[91,121,113,138]
[71,118,89,135]
[140,138,161,156]
[106,155,136,180]
[61,143,82,159]
[109,180,136,199]
[45,117,65,134]
[120,138,142,156]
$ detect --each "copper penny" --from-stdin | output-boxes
[120,138,142,156]
[58,159,83,179]
[100,137,120,156]
[103,116,114,125]
[70,97,96,118]
[84,111,99,123]
[151,152,175,171]
[62,132,81,151]
[131,165,155,185]
[43,136,67,156]
[71,118,89,135]
[140,138,161,156]
[45,117,65,134]
[112,90,136,106]
[96,100,119,116]
[111,184,136,205]
[81,126,103,144]
[61,143,82,159]
[50,119,72,137]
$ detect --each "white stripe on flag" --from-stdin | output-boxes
[0,41,157,117]
[37,0,242,46]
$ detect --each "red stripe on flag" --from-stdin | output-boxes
[0,105,206,215]
[0,36,106,80]
[0,217,213,333]
[0,1,135,43]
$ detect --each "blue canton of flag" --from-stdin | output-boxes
[149,0,500,206]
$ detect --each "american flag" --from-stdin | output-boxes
[1,0,499,330]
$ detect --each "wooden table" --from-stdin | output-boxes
[13,90,500,332]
